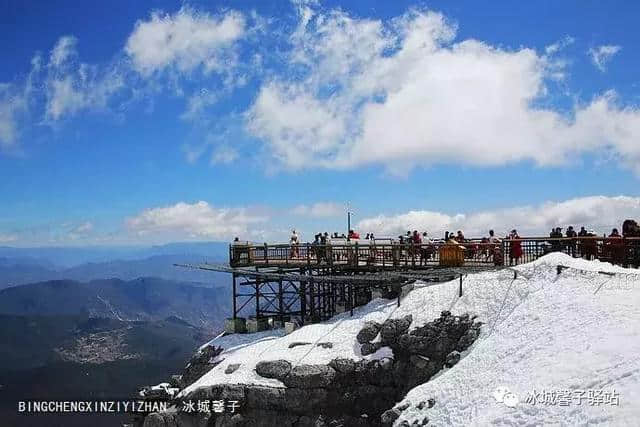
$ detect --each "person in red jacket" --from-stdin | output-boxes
[509,229,523,265]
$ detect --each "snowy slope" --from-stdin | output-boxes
[397,253,640,426]
[181,253,640,426]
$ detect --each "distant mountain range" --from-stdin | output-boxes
[0,314,213,427]
[0,241,237,426]
[0,314,211,373]
[0,277,231,329]
[0,254,231,289]
[0,241,230,268]
[0,241,232,289]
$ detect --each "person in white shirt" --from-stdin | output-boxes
[290,229,299,258]
[487,229,502,264]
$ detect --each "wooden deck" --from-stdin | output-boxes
[230,237,640,270]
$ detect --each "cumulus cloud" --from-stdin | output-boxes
[126,201,268,239]
[292,202,345,218]
[356,195,640,237]
[246,6,640,175]
[588,45,621,72]
[125,7,246,76]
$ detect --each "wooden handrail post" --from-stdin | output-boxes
[355,242,359,267]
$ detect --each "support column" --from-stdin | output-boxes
[278,275,284,323]
[232,273,237,319]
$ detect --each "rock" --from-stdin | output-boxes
[379,357,393,371]
[255,360,292,380]
[397,402,411,411]
[445,351,461,367]
[328,358,356,374]
[245,386,286,410]
[409,355,430,370]
[356,321,382,344]
[226,414,249,426]
[380,408,400,425]
[380,315,413,346]
[220,384,245,401]
[142,412,179,427]
[283,365,337,388]
[169,374,182,388]
[316,342,333,349]
[142,412,163,427]
[289,342,311,349]
[428,398,436,408]
[431,333,454,359]
[225,363,241,374]
[456,326,480,351]
[360,342,383,356]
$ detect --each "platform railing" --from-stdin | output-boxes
[229,237,640,269]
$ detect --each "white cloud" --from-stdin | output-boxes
[356,195,640,238]
[0,233,18,243]
[125,7,246,76]
[50,36,78,68]
[246,6,640,175]
[0,84,27,149]
[588,45,621,72]
[545,35,574,55]
[73,221,93,233]
[292,202,345,218]
[210,145,238,164]
[67,221,94,240]
[126,201,268,239]
[181,89,218,121]
[45,37,125,121]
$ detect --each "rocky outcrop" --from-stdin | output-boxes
[137,311,482,427]
[255,360,291,381]
[356,321,382,344]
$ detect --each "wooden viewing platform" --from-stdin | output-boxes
[230,236,640,270]
[183,236,640,332]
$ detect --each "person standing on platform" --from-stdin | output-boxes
[290,229,299,258]
[509,229,523,265]
[566,226,578,257]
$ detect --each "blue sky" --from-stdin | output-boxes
[1,0,640,246]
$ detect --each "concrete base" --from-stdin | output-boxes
[247,317,269,333]
[271,320,285,329]
[284,321,298,334]
[224,317,247,334]
[335,303,346,314]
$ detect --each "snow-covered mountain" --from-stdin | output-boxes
[139,253,640,426]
